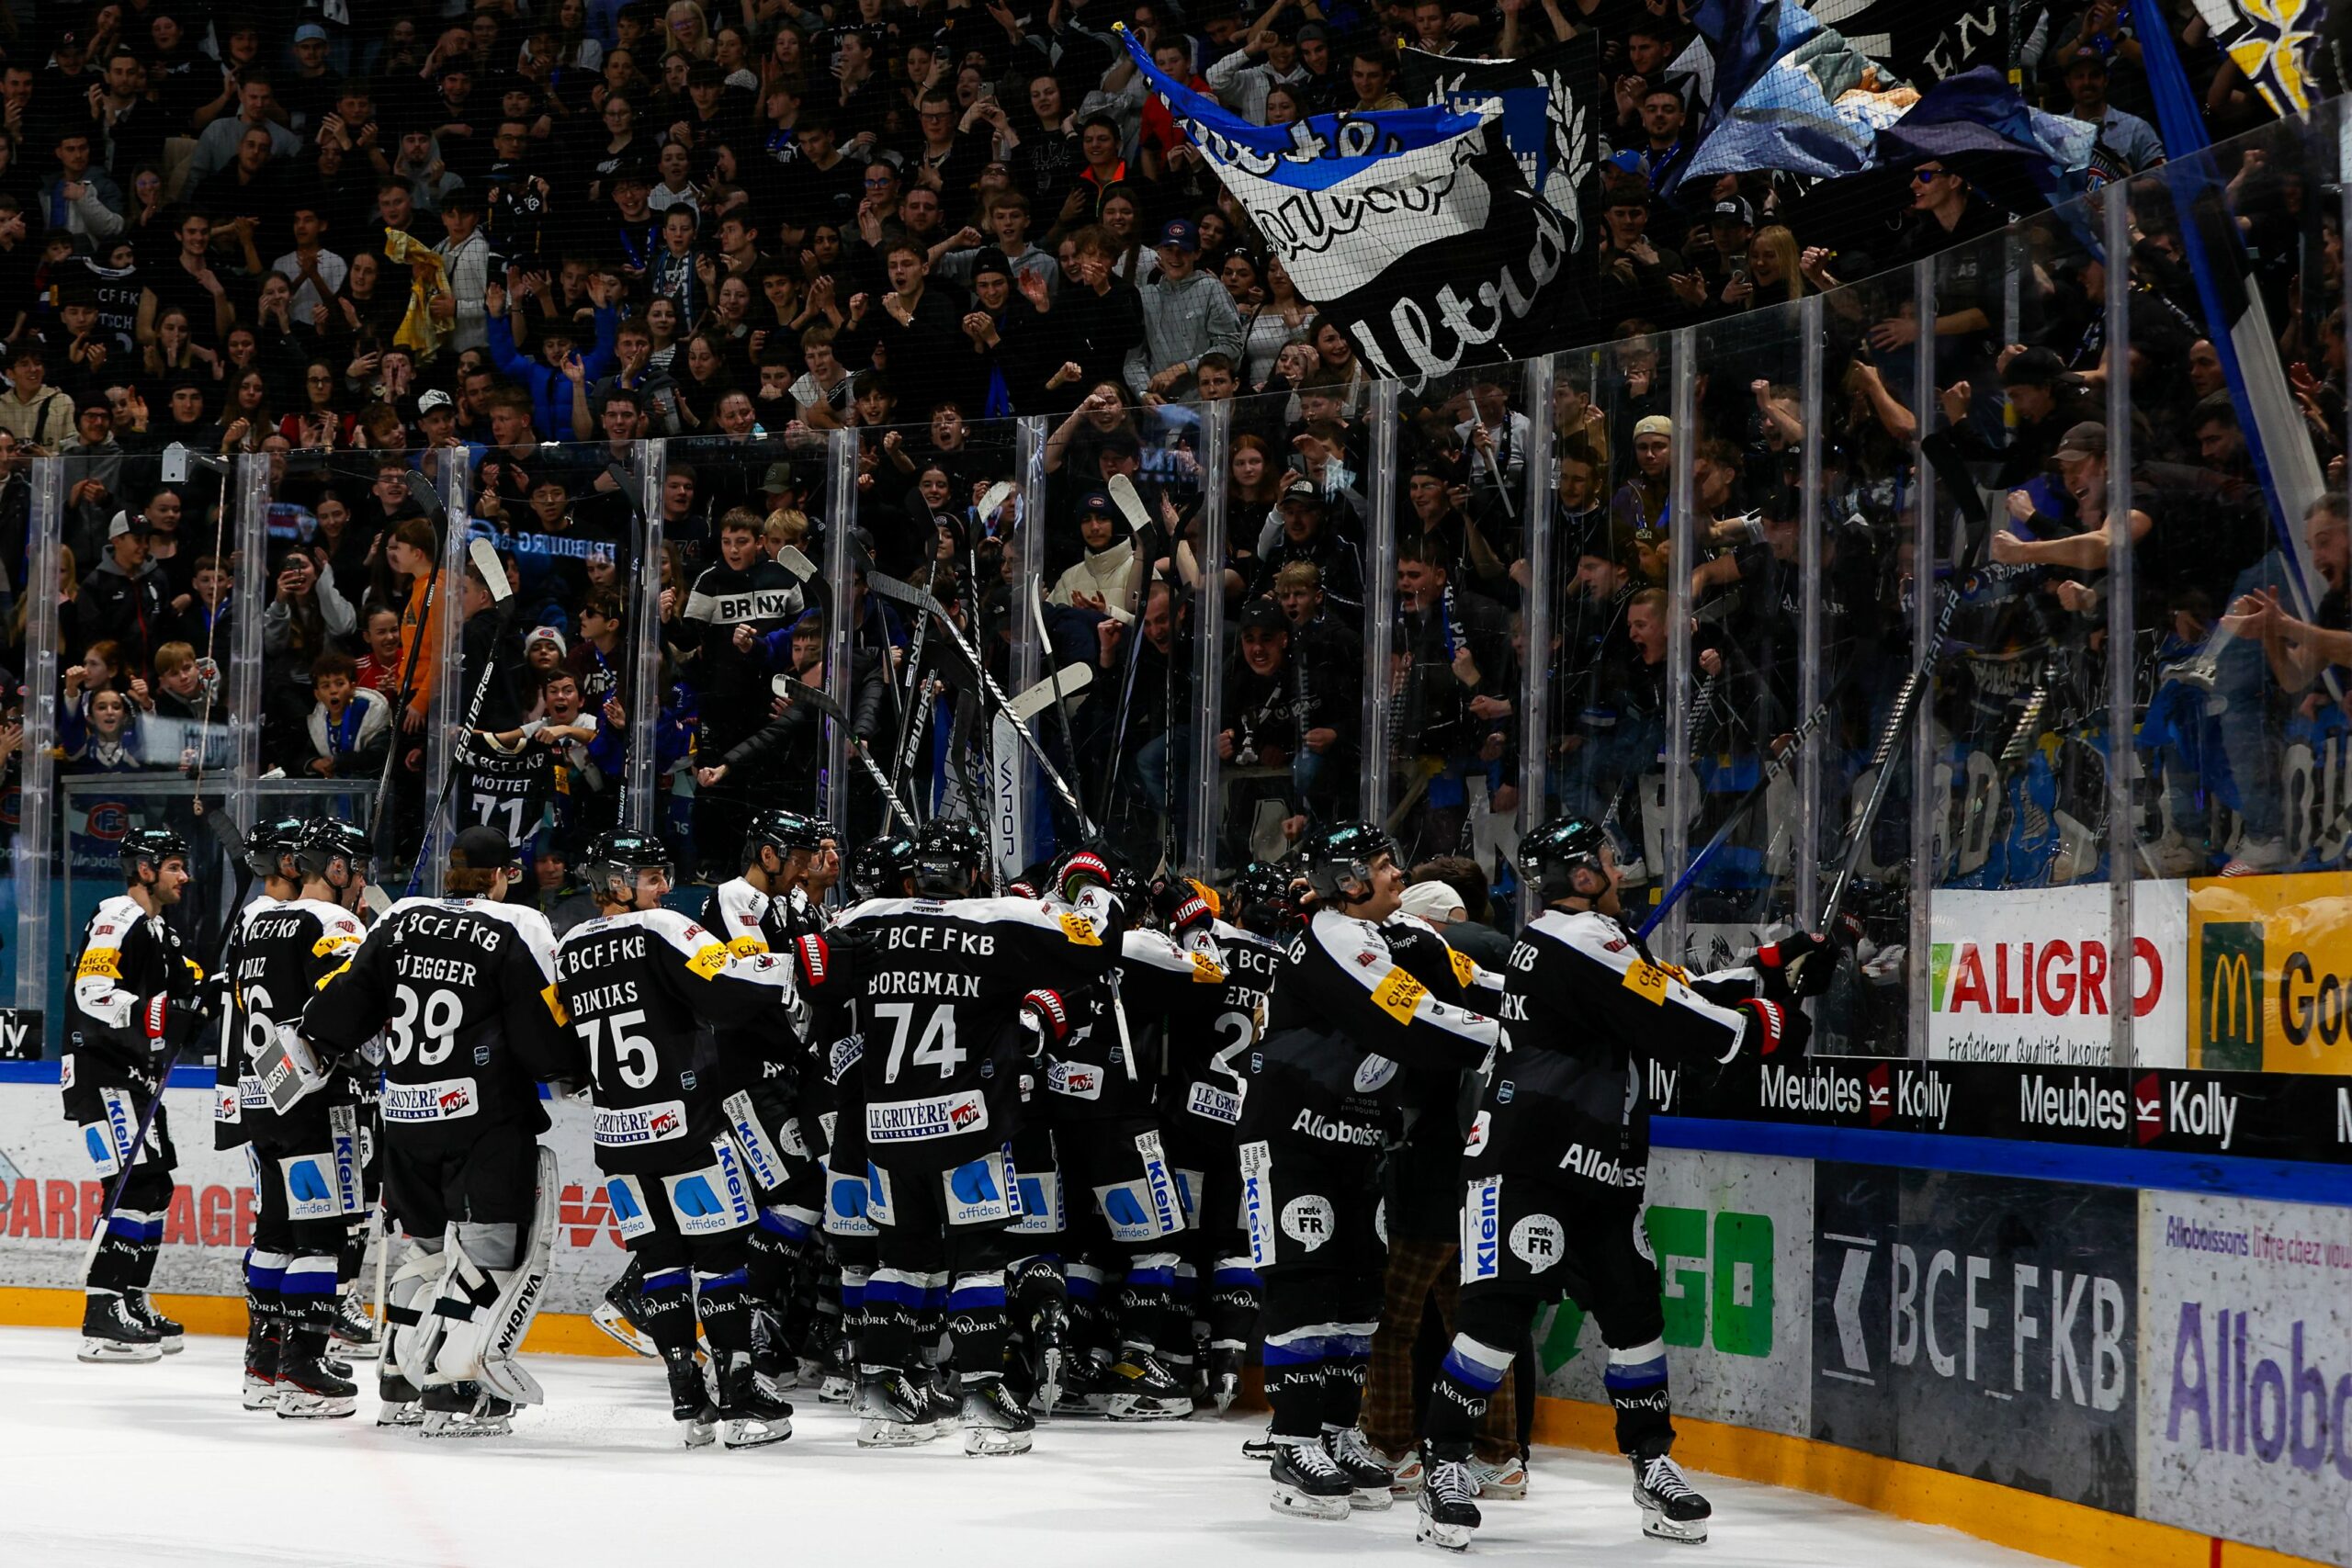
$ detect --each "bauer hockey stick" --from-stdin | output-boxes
[78,809,253,1278]
[771,676,918,834]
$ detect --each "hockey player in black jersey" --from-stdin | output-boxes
[223,817,370,1417]
[702,807,832,1382]
[218,817,300,1401]
[1159,862,1290,1413]
[1239,823,1500,1521]
[1028,863,1222,1422]
[831,820,1127,1456]
[558,830,818,1449]
[67,826,210,1363]
[302,826,580,1437]
[1414,816,1832,1551]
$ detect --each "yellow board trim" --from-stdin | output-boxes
[0,1282,2323,1567]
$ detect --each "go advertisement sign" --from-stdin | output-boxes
[1535,1148,1813,1438]
[2189,872,2352,1074]
[1927,884,2188,1066]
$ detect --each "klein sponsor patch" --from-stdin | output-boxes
[595,1098,691,1146]
[1369,967,1428,1022]
[866,1089,989,1143]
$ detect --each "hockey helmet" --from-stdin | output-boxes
[297,817,373,886]
[582,830,673,902]
[745,807,831,865]
[1295,821,1395,904]
[847,830,920,901]
[911,818,987,897]
[1518,814,1611,904]
[1229,860,1299,935]
[119,825,191,880]
[245,815,310,882]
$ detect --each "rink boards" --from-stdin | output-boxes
[0,1077,2346,1565]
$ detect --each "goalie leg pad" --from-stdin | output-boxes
[427,1145,558,1404]
[381,1237,449,1385]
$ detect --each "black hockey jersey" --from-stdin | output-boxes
[701,876,814,1089]
[1242,908,1499,1156]
[834,889,1126,1171]
[1161,919,1281,1135]
[1036,926,1225,1124]
[303,897,577,1152]
[458,735,562,845]
[554,907,803,1179]
[217,896,366,1150]
[67,892,205,1131]
[1466,908,1761,1192]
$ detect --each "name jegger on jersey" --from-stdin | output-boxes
[303,899,575,1149]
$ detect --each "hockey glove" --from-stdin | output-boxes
[1150,876,1215,940]
[1757,931,1839,999]
[1056,847,1116,904]
[1018,988,1072,1055]
[1736,997,1809,1057]
[148,992,213,1046]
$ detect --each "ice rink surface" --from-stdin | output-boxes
[0,1327,2058,1568]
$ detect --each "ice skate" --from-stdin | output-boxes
[276,1330,359,1419]
[1417,1444,1482,1551]
[1269,1434,1355,1520]
[716,1353,794,1450]
[1323,1427,1396,1510]
[1634,1451,1712,1543]
[418,1381,514,1438]
[854,1369,938,1448]
[1049,1352,1114,1416]
[78,1292,163,1364]
[665,1350,718,1447]
[123,1290,184,1354]
[594,1262,661,1359]
[920,1366,961,1436]
[376,1370,423,1427]
[1103,1348,1191,1421]
[1470,1453,1529,1499]
[242,1310,282,1410]
[1205,1343,1244,1414]
[816,1332,856,1404]
[1240,1425,1280,1461]
[959,1374,1035,1456]
[330,1294,381,1360]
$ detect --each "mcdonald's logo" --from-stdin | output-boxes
[2198,921,2263,1071]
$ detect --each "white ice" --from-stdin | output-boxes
[0,1327,2056,1568]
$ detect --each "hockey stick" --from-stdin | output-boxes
[886,578,933,813]
[1818,434,1990,931]
[78,809,253,1280]
[865,569,1099,838]
[366,470,449,855]
[770,675,918,833]
[1635,693,1841,940]
[403,540,519,897]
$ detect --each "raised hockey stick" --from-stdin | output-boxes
[770,676,918,833]
[865,568,1099,838]
[404,540,519,897]
[78,809,253,1279]
[1636,692,1841,940]
[367,469,449,855]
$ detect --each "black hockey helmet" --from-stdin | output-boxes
[120,825,190,881]
[1295,821,1394,904]
[297,817,373,886]
[1230,860,1298,934]
[582,829,673,901]
[245,815,310,881]
[745,807,831,866]
[449,824,521,879]
[1518,814,1611,904]
[911,818,987,897]
[847,830,920,901]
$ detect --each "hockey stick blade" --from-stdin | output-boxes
[775,545,819,582]
[466,536,514,603]
[976,480,1016,521]
[863,568,931,611]
[1106,475,1152,536]
[1009,663,1093,723]
[359,884,392,919]
[772,674,846,723]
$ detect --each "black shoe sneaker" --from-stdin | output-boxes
[1269,1436,1355,1521]
[124,1291,185,1354]
[1417,1443,1483,1551]
[717,1351,794,1450]
[1632,1451,1712,1543]
[276,1329,359,1419]
[959,1373,1035,1456]
[665,1350,718,1448]
[78,1291,162,1364]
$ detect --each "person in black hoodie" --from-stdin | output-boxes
[960,248,1066,415]
[684,508,806,873]
[76,512,171,677]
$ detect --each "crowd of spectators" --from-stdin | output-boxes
[0,0,2339,919]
